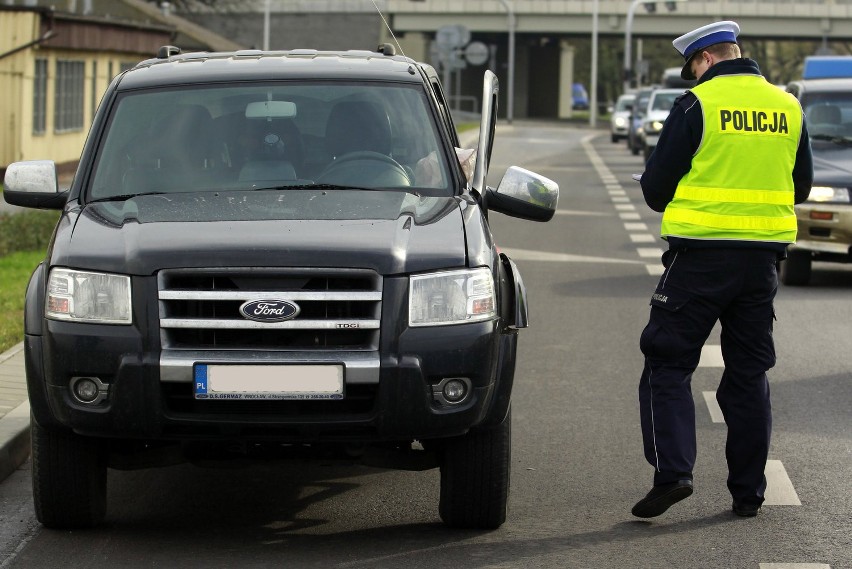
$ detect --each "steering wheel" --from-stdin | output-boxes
[317,151,412,187]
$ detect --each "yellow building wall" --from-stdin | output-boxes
[2,12,149,171]
[0,12,38,167]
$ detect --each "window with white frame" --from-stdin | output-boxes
[55,60,85,132]
[33,58,48,135]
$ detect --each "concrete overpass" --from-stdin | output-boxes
[387,0,852,40]
[380,0,852,118]
[195,1,852,119]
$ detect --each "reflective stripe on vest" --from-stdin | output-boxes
[660,74,802,243]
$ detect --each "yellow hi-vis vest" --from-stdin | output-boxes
[660,74,802,244]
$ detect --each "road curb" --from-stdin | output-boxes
[0,342,30,484]
[0,401,30,483]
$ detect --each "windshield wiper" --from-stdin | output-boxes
[250,183,417,194]
[86,192,169,204]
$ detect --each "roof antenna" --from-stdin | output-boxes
[371,0,406,59]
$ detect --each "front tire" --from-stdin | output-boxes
[780,249,812,286]
[439,408,511,529]
[32,418,107,529]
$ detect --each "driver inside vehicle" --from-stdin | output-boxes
[318,99,413,187]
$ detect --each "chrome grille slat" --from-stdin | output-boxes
[160,318,380,330]
[157,268,382,350]
[158,290,382,301]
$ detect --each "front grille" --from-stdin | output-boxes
[158,268,382,350]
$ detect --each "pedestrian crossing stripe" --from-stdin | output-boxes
[698,345,724,367]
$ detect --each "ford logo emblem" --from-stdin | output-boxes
[239,299,300,322]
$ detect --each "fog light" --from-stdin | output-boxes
[433,377,472,406]
[443,379,467,402]
[70,376,109,405]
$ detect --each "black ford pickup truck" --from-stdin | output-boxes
[3,45,558,530]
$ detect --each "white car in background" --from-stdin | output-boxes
[610,93,635,143]
[640,88,686,160]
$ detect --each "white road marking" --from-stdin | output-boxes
[764,460,802,505]
[759,563,831,569]
[624,222,648,231]
[619,212,641,220]
[615,204,636,211]
[698,345,724,367]
[629,234,656,243]
[637,247,664,258]
[645,264,664,276]
[702,391,725,423]
[608,189,627,196]
[611,196,631,203]
[554,210,610,217]
[500,248,642,265]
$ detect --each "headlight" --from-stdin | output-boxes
[807,186,850,203]
[409,267,496,327]
[46,268,132,324]
[644,120,665,133]
[614,117,627,128]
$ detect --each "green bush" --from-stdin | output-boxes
[0,210,59,257]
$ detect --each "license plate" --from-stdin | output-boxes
[194,364,344,400]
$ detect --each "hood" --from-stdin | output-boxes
[812,145,852,186]
[54,189,466,275]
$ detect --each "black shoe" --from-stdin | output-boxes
[732,500,761,517]
[631,480,693,518]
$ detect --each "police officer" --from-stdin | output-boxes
[631,21,813,519]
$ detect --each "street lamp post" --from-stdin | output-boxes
[590,0,599,127]
[623,0,645,94]
[623,0,688,94]
[497,0,515,124]
[263,0,271,50]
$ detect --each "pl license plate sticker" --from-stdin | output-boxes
[194,364,344,400]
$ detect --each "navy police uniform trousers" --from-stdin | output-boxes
[639,247,777,505]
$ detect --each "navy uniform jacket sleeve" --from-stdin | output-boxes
[640,91,814,211]
[792,118,813,205]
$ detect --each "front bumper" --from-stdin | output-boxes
[793,202,852,256]
[27,318,513,443]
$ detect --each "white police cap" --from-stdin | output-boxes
[673,20,740,80]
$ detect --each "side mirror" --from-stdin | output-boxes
[2,160,67,210]
[485,166,559,222]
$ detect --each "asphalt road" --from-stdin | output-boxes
[0,122,849,568]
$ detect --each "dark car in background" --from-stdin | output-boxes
[783,77,852,285]
[627,87,655,156]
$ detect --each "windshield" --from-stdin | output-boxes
[635,91,653,116]
[651,92,680,111]
[801,91,852,142]
[615,96,635,112]
[88,82,453,200]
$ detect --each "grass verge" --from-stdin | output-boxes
[0,250,44,353]
[0,210,59,257]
